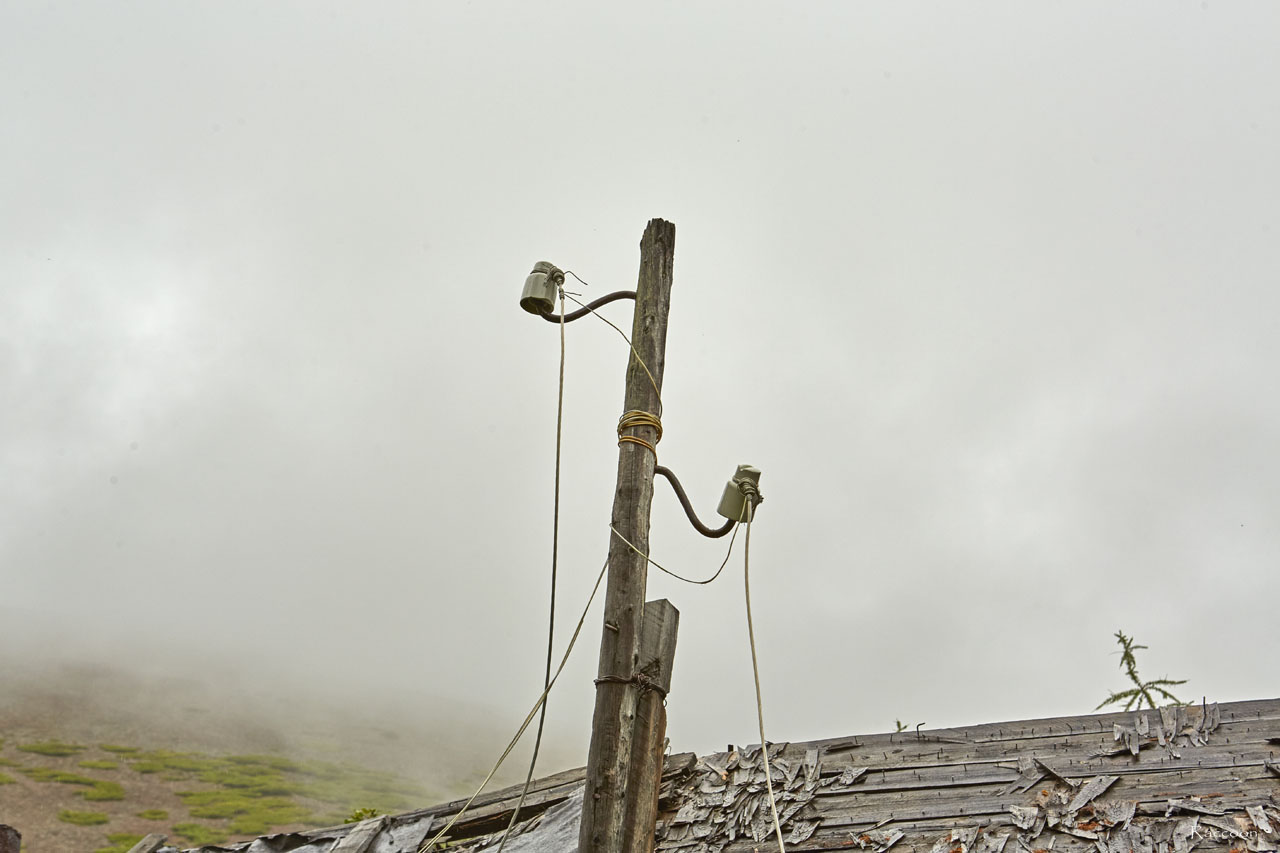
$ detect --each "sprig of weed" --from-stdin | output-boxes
[1096,630,1188,711]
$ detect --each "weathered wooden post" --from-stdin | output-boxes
[623,599,679,853]
[579,218,678,853]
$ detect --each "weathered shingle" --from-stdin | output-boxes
[158,698,1280,853]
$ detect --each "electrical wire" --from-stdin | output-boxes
[743,501,786,853]
[609,522,739,586]
[422,266,661,853]
[417,553,611,853]
[617,410,662,458]
[449,263,772,853]
[560,287,663,414]
[494,285,567,853]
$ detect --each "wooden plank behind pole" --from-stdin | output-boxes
[623,599,680,853]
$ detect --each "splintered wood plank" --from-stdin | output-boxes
[331,815,388,853]
[817,701,1280,762]
[625,600,680,853]
[812,765,1275,832]
[810,751,1280,804]
[811,724,1278,778]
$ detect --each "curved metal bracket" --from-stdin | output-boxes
[539,290,637,323]
[655,465,736,538]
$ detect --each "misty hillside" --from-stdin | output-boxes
[0,609,582,852]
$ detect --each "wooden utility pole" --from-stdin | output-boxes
[579,218,677,853]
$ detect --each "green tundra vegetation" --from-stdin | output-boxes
[17,739,87,757]
[57,810,110,826]
[171,823,231,846]
[3,736,430,853]
[97,833,146,853]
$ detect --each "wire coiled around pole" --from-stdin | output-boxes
[617,409,662,457]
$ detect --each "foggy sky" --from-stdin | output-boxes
[3,1,1278,774]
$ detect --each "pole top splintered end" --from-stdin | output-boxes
[520,261,564,315]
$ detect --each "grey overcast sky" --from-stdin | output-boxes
[2,1,1278,767]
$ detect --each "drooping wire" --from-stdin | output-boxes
[417,554,611,853]
[560,278,663,414]
[743,501,786,853]
[609,522,739,586]
[494,283,567,853]
[557,275,729,543]
[419,266,696,853]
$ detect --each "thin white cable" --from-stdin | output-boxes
[417,554,610,853]
[743,501,786,853]
[609,522,739,585]
[494,286,567,853]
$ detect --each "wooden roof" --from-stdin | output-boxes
[156,698,1280,853]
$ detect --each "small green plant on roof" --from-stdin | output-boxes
[346,807,383,823]
[58,810,110,826]
[1095,629,1188,711]
[18,739,87,756]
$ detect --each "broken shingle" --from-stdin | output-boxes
[1066,775,1119,814]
